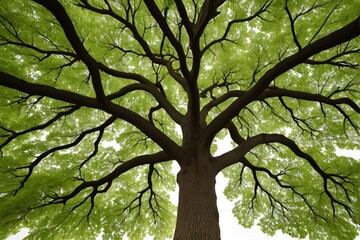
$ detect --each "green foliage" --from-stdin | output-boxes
[0,0,359,239]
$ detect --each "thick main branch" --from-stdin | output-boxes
[46,151,171,205]
[203,16,360,141]
[0,72,185,161]
[34,0,107,105]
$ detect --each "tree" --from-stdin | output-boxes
[0,0,359,239]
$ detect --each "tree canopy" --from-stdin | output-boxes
[0,0,359,239]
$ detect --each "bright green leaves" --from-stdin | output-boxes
[285,0,359,45]
[0,170,78,238]
[0,0,74,78]
[0,91,177,238]
[1,144,177,239]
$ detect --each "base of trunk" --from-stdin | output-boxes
[173,165,220,240]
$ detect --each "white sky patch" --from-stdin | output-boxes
[40,131,49,141]
[101,140,121,151]
[204,64,213,70]
[283,127,293,136]
[214,134,234,156]
[15,55,24,63]
[336,148,360,159]
[6,229,29,240]
[28,70,42,80]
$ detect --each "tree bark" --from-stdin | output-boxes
[174,155,220,240]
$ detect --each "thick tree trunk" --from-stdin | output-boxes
[173,158,220,240]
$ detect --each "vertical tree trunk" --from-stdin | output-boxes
[173,159,220,240]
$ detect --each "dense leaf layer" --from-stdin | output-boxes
[0,0,359,239]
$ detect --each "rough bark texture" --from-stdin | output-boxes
[174,153,220,240]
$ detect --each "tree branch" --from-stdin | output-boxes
[305,47,360,68]
[33,0,108,105]
[200,86,359,132]
[121,163,164,221]
[74,2,189,92]
[107,83,183,124]
[217,133,355,220]
[215,133,329,173]
[262,87,360,113]
[143,0,189,78]
[284,0,302,49]
[0,71,100,107]
[174,0,194,38]
[0,71,185,161]
[203,16,360,141]
[77,0,168,67]
[200,0,273,56]
[0,105,80,150]
[44,151,171,206]
[13,115,117,194]
[193,0,225,39]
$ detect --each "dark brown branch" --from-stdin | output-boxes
[247,164,290,220]
[13,116,117,195]
[215,133,327,173]
[193,0,225,39]
[77,125,106,170]
[77,1,168,67]
[239,157,344,223]
[102,79,183,125]
[226,121,245,145]
[0,37,77,60]
[200,87,359,130]
[284,0,302,49]
[143,0,189,78]
[76,1,190,93]
[108,83,183,123]
[305,47,360,68]
[34,0,108,105]
[189,0,225,82]
[217,133,355,219]
[278,97,319,135]
[308,1,342,44]
[0,71,100,107]
[0,15,79,77]
[121,163,164,221]
[203,16,360,141]
[200,0,273,56]
[0,105,80,150]
[174,0,194,38]
[262,87,360,113]
[45,151,171,205]
[97,54,187,93]
[200,90,244,125]
[0,72,185,162]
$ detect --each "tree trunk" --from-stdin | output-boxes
[173,157,220,240]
